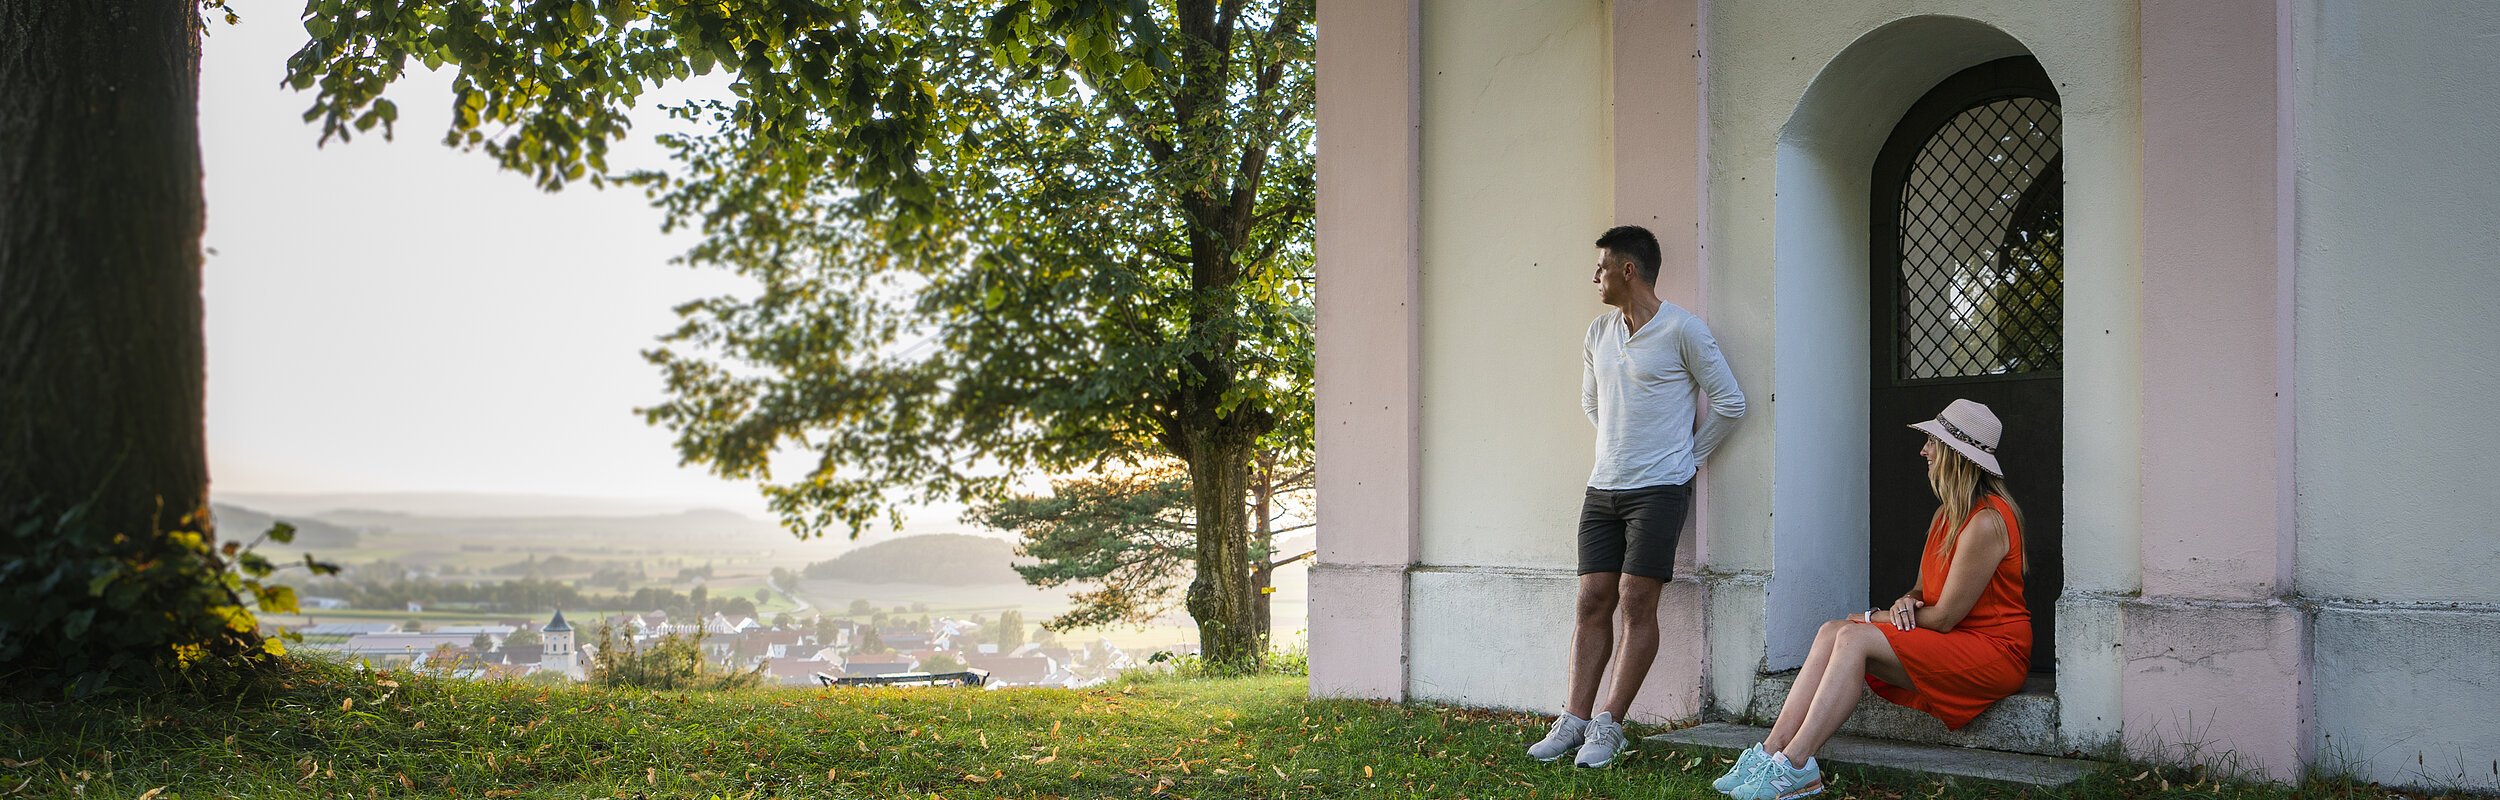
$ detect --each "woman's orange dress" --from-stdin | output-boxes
[1866,493,2031,729]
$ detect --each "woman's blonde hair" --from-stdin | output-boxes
[1927,437,2026,575]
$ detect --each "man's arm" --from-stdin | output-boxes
[1582,336,1601,428]
[1681,319,1746,460]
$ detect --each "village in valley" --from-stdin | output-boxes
[289,607,1143,689]
[221,493,1296,691]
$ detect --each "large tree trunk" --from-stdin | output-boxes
[0,0,211,540]
[1182,434,1258,669]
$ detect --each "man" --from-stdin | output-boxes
[1528,225,1746,768]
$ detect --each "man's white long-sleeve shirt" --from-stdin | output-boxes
[1582,303,1746,490]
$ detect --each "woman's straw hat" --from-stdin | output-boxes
[1909,399,2004,477]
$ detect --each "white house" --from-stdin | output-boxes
[1308,1,2498,791]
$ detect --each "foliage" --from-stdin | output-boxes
[995,608,1027,651]
[920,652,966,674]
[976,450,1311,633]
[0,503,338,697]
[798,533,1022,585]
[2,661,2390,799]
[287,0,1318,670]
[586,623,762,691]
[978,462,1194,630]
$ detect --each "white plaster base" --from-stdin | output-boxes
[1308,562,1409,701]
[2055,591,2127,752]
[2119,598,2310,781]
[1706,571,1772,719]
[2311,603,2500,793]
[1407,567,1707,724]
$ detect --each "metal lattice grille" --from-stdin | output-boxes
[1896,97,2064,380]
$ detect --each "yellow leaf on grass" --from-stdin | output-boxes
[1364,766,1374,778]
[1035,756,1057,765]
[137,788,167,800]
[341,697,354,711]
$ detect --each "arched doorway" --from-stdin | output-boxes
[1867,56,2064,675]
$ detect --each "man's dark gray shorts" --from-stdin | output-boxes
[1577,482,1691,580]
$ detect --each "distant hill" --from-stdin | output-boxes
[800,534,1023,585]
[209,503,363,550]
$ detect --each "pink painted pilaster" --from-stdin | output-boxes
[1309,0,1420,701]
[2127,0,2309,779]
[1607,0,1709,723]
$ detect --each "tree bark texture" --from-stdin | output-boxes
[0,0,210,539]
[1182,434,1258,669]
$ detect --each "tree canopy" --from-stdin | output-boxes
[290,0,1314,667]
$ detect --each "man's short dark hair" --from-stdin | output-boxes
[1594,226,1662,284]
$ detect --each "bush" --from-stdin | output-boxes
[586,622,762,691]
[0,501,335,697]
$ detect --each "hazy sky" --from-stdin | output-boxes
[198,14,771,515]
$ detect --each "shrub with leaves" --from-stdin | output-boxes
[586,622,762,691]
[0,501,337,696]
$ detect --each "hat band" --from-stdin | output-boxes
[1937,416,1997,455]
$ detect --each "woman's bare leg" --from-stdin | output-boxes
[1762,618,1850,753]
[1782,623,1911,761]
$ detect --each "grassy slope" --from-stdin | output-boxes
[0,662,2409,800]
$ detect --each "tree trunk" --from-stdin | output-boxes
[1182,434,1258,670]
[0,0,211,540]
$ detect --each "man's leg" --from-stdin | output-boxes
[1598,573,1664,719]
[1565,572,1621,719]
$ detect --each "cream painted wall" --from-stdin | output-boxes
[1415,0,1613,572]
[2290,0,2500,606]
[1697,3,2138,741]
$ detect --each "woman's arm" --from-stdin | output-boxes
[1914,509,2008,633]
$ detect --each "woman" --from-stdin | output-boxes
[1718,399,2031,800]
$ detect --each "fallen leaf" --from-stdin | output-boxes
[961,774,989,783]
[137,788,166,800]
[827,768,837,780]
[375,679,399,688]
[0,759,38,768]
[1035,756,1057,765]
[341,697,354,711]
[1364,766,1374,778]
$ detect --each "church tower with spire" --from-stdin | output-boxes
[543,609,582,679]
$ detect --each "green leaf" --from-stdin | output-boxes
[61,609,94,640]
[1121,61,1152,93]
[265,521,297,545]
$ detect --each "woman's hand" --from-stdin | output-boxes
[1886,595,1926,631]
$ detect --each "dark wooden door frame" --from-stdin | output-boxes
[1867,56,2065,676]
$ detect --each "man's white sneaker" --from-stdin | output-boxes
[1526,713,1589,762]
[1573,712,1628,768]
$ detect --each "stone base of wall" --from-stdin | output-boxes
[2312,602,2500,793]
[1309,562,1409,701]
[1406,566,1706,723]
[2119,597,2310,781]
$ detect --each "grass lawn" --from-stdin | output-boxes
[0,662,2430,799]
